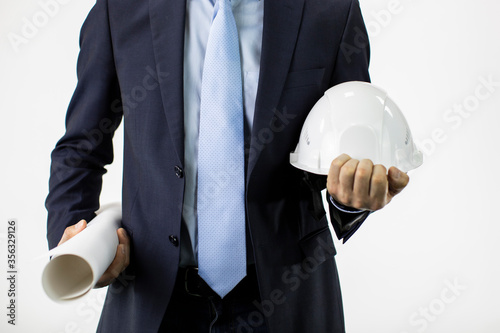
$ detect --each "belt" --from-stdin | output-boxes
[177,265,258,299]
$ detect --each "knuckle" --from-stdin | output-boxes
[98,274,111,286]
[374,164,387,173]
[355,173,369,186]
[98,277,114,288]
[330,159,343,172]
[61,228,73,240]
[372,174,387,186]
[356,167,369,178]
[342,165,356,177]
[339,153,350,159]
[110,268,121,279]
[334,153,350,163]
[359,160,373,171]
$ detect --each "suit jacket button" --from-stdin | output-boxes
[174,166,184,178]
[169,235,179,247]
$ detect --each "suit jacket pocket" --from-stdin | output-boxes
[283,68,326,90]
[299,225,337,264]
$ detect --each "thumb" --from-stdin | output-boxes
[387,167,409,199]
[58,219,87,246]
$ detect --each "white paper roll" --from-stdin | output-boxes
[42,203,122,302]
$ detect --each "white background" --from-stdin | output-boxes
[0,0,499,332]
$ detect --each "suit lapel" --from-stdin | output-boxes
[248,0,305,178]
[148,0,304,171]
[149,0,186,165]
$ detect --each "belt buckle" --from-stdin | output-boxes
[184,267,204,298]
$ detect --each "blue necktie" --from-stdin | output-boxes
[197,0,246,298]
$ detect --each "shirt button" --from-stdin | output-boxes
[174,166,184,178]
[169,235,179,247]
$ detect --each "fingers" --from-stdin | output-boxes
[58,220,87,246]
[327,154,351,186]
[352,159,374,203]
[328,155,410,211]
[387,167,410,198]
[95,228,131,288]
[328,154,401,211]
[327,153,353,203]
[349,160,387,211]
[368,164,388,210]
[117,227,131,250]
[339,158,360,199]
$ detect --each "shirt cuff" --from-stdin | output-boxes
[329,194,366,214]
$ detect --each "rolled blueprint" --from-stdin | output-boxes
[42,203,122,302]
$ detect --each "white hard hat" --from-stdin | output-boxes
[290,81,423,175]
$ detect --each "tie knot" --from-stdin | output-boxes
[219,0,229,8]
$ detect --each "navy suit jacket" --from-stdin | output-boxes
[46,0,371,331]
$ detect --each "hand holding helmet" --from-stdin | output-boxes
[326,153,409,211]
[290,81,421,211]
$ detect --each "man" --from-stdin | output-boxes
[46,0,409,332]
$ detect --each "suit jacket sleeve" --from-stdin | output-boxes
[45,0,122,249]
[327,0,371,242]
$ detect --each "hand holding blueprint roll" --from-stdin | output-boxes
[42,204,122,302]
